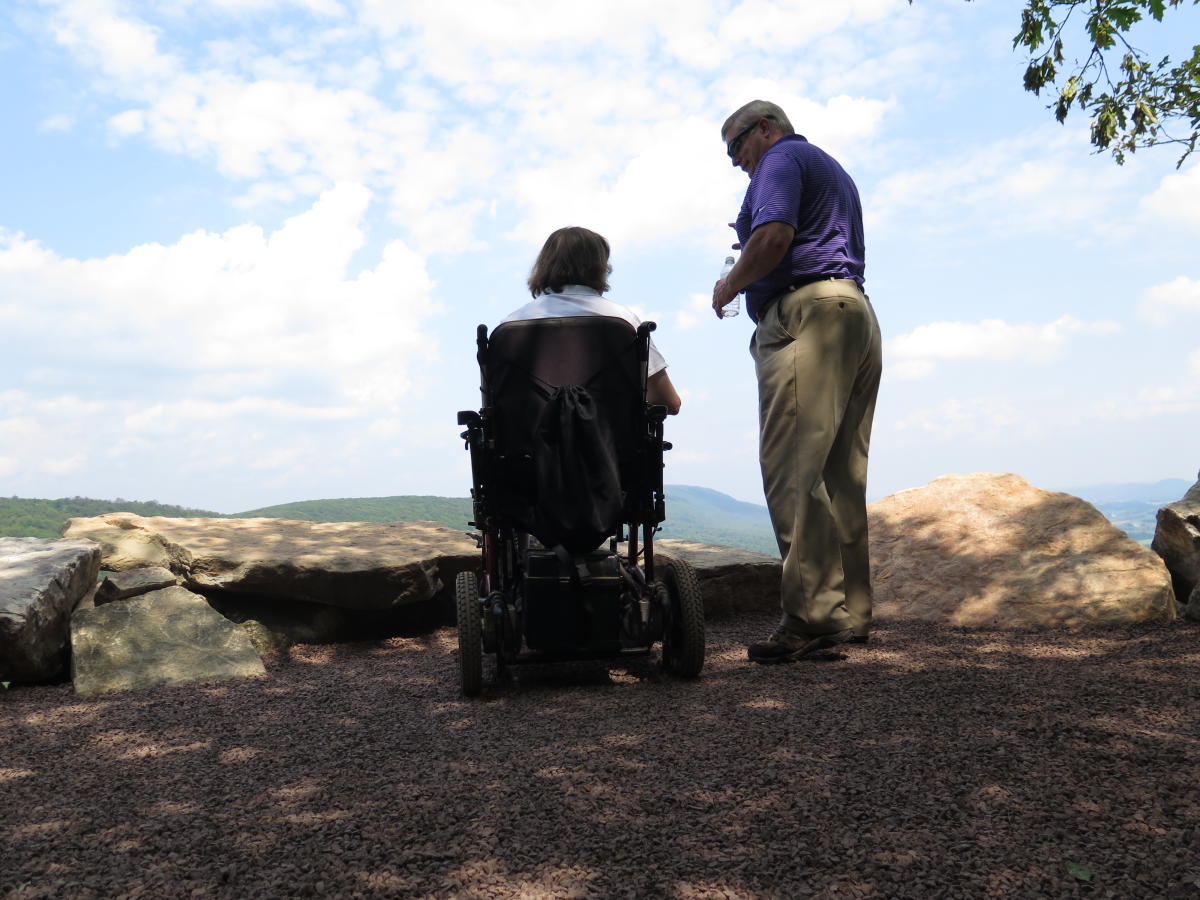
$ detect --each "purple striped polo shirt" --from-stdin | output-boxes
[734,134,866,322]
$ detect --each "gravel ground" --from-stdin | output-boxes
[3,614,1198,899]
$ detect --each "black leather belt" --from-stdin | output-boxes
[786,274,854,292]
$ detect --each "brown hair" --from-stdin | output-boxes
[527,226,612,297]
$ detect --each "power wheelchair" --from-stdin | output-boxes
[455,315,705,695]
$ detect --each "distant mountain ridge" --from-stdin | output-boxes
[3,477,1192,551]
[0,486,777,553]
[1056,478,1193,504]
[0,496,223,540]
[1052,478,1193,545]
[241,485,782,554]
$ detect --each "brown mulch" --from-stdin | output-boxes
[2,614,1198,899]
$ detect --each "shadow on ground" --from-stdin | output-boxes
[3,614,1198,899]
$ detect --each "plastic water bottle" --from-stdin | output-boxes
[720,256,740,318]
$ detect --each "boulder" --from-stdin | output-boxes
[1184,584,1200,623]
[1151,472,1200,607]
[656,540,779,618]
[1,537,101,682]
[70,585,266,697]
[63,515,477,611]
[868,473,1176,627]
[94,565,178,605]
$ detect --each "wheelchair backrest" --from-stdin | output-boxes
[480,316,650,535]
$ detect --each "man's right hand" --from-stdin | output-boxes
[712,278,737,318]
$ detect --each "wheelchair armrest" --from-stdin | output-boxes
[646,404,668,424]
[457,410,482,427]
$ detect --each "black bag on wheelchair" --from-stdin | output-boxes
[531,383,622,555]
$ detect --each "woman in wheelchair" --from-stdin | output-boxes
[503,226,681,415]
[454,227,703,694]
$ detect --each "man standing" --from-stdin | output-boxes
[712,100,882,663]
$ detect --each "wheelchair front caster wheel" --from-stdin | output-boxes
[455,571,483,696]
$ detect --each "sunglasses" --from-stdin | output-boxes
[726,120,759,159]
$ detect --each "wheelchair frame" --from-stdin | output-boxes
[455,319,704,695]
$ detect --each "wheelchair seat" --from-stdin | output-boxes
[454,315,704,694]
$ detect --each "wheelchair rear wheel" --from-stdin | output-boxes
[661,558,705,678]
[455,571,483,696]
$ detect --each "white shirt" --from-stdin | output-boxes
[500,285,668,376]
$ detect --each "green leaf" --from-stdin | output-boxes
[1,681,10,690]
[1061,75,1080,102]
[1109,4,1143,31]
[1066,862,1094,882]
[1148,0,1167,21]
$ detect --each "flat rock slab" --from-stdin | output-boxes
[63,515,477,611]
[1,537,101,682]
[868,472,1177,627]
[71,585,266,697]
[95,565,178,605]
[656,540,780,619]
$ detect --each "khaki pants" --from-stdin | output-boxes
[750,279,882,637]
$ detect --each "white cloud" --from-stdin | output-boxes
[894,397,1030,441]
[887,316,1121,380]
[46,0,179,90]
[0,185,449,501]
[107,108,144,137]
[1141,162,1200,229]
[38,113,74,132]
[1138,275,1200,325]
[1087,383,1200,422]
[0,183,436,410]
[181,0,345,13]
[868,126,1139,242]
[123,398,356,435]
[1190,349,1200,377]
[37,0,902,256]
[676,294,714,331]
[720,0,896,50]
[0,393,99,477]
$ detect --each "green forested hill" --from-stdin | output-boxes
[235,487,779,551]
[5,479,1185,552]
[0,497,224,539]
[656,485,776,554]
[0,487,776,553]
[237,487,778,551]
[233,496,474,531]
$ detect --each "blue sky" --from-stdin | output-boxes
[2,0,1198,513]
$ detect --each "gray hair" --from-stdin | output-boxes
[721,100,795,137]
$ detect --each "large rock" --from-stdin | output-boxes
[70,585,266,696]
[868,473,1176,627]
[656,540,779,619]
[1,537,101,682]
[63,515,477,611]
[94,566,178,605]
[1152,472,1200,612]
